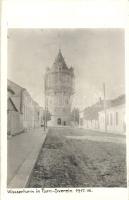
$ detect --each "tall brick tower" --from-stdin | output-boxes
[45,49,75,126]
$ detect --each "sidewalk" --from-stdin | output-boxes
[7,128,47,188]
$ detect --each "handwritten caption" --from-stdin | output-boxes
[7,188,93,194]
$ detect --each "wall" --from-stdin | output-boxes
[98,104,125,133]
[46,70,73,126]
[7,111,23,136]
[7,80,41,135]
[22,90,41,131]
[22,90,35,131]
[7,81,24,135]
[34,103,40,128]
[81,119,99,130]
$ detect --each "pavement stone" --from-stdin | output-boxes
[7,128,47,188]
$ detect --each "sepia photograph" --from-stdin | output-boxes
[7,28,126,188]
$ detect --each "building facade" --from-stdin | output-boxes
[79,101,102,130]
[7,80,41,135]
[22,89,35,131]
[7,80,24,136]
[33,101,40,128]
[80,95,125,134]
[39,107,44,127]
[98,95,125,133]
[45,49,75,126]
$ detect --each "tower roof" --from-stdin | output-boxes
[52,49,68,70]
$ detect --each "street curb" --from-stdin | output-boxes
[79,127,126,137]
[8,132,47,188]
[25,129,49,187]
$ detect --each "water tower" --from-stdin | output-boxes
[44,49,75,126]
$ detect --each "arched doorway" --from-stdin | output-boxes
[57,118,61,125]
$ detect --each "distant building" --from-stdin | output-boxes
[80,95,125,134]
[99,95,125,133]
[39,107,44,127]
[45,49,75,126]
[79,111,84,127]
[39,107,51,127]
[33,101,40,128]
[71,108,80,127]
[80,99,105,129]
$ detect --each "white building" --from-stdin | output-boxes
[80,100,104,130]
[80,95,125,134]
[99,95,125,133]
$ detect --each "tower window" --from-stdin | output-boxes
[65,99,68,104]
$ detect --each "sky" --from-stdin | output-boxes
[8,29,125,110]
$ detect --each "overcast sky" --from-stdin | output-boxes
[8,29,125,110]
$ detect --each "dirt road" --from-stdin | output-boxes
[28,127,126,187]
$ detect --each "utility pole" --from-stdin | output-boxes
[44,74,46,131]
[103,82,107,132]
[74,108,76,127]
[46,96,48,129]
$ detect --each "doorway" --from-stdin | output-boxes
[57,118,61,125]
[64,121,66,126]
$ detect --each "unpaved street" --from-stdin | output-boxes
[28,127,126,187]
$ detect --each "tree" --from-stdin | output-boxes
[71,108,80,125]
[43,110,51,122]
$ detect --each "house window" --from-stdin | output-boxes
[59,65,62,70]
[116,112,118,126]
[110,113,112,125]
[106,114,109,125]
[102,114,104,124]
[38,112,39,120]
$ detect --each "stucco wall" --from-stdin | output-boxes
[98,105,125,133]
[7,111,23,135]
